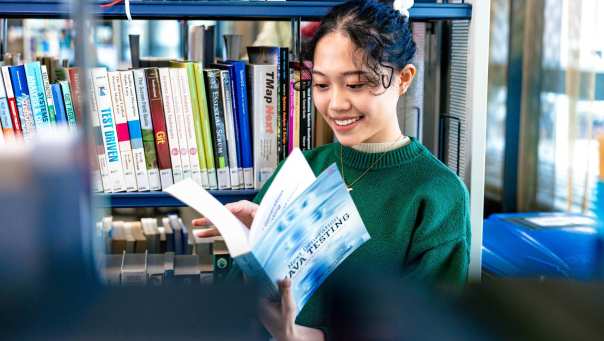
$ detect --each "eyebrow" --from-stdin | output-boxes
[312,70,367,77]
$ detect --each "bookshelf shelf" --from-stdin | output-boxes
[96,190,258,208]
[0,1,472,21]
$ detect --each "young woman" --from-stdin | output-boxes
[193,0,471,339]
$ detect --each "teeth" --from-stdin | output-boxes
[334,117,361,126]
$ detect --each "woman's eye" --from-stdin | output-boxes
[347,83,367,89]
[313,83,329,89]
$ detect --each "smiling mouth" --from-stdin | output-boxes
[333,116,363,126]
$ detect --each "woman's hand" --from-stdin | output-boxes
[191,200,259,237]
[259,278,325,341]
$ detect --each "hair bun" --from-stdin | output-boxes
[393,0,414,18]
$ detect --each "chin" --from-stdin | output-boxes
[335,134,363,147]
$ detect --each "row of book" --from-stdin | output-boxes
[103,252,231,287]
[98,215,232,285]
[0,45,323,193]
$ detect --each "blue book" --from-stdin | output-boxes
[9,65,36,140]
[225,60,253,189]
[166,149,370,312]
[24,62,50,129]
[51,83,68,124]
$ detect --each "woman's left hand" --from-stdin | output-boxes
[258,278,325,341]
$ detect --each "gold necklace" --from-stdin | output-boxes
[340,135,404,192]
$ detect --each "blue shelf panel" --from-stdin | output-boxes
[96,189,258,208]
[0,1,471,21]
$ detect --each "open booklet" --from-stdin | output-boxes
[165,148,370,313]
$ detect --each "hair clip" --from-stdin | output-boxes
[393,0,414,18]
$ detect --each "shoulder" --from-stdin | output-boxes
[413,146,469,205]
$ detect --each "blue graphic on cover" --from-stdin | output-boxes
[165,148,370,313]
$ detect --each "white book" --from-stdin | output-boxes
[169,68,191,180]
[120,70,150,191]
[107,71,137,192]
[87,71,111,193]
[91,67,126,192]
[132,69,162,191]
[40,65,56,126]
[249,64,278,189]
[158,67,183,183]
[219,70,241,189]
[177,67,204,186]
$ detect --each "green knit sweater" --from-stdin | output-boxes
[252,138,471,328]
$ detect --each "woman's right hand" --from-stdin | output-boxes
[191,200,259,238]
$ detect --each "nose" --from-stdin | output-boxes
[328,87,351,112]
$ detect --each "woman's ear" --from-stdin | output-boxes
[397,64,416,96]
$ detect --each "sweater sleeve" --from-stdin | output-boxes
[403,176,472,287]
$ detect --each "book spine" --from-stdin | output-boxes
[305,70,314,150]
[40,65,57,124]
[158,67,183,183]
[67,67,82,125]
[293,66,301,149]
[51,83,68,125]
[24,62,50,129]
[144,68,173,188]
[1,66,22,139]
[225,64,244,188]
[107,71,138,192]
[288,75,295,154]
[9,65,36,141]
[194,63,218,189]
[92,67,126,192]
[219,70,240,189]
[185,63,209,188]
[59,80,78,129]
[231,61,254,189]
[250,64,278,189]
[87,71,109,193]
[168,68,191,181]
[279,48,290,159]
[204,69,231,190]
[121,70,150,191]
[275,51,283,163]
[132,69,162,191]
[0,70,15,142]
[178,67,203,186]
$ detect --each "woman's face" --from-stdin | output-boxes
[312,31,414,146]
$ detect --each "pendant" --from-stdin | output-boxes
[347,187,353,192]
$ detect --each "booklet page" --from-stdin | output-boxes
[251,164,371,311]
[165,179,251,257]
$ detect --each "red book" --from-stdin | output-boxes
[68,67,82,125]
[1,66,22,138]
[144,68,173,188]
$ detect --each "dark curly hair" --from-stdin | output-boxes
[303,0,416,90]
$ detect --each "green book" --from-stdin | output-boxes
[59,80,77,128]
[194,62,218,190]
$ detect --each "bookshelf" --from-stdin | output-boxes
[0,0,489,278]
[97,189,258,208]
[0,1,472,20]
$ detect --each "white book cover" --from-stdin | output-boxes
[250,64,278,189]
[120,70,150,191]
[40,65,56,126]
[169,68,191,180]
[132,69,162,191]
[87,71,111,193]
[177,67,204,186]
[107,71,137,192]
[219,70,241,189]
[158,67,183,183]
[165,149,370,313]
[0,71,15,144]
[91,67,126,192]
